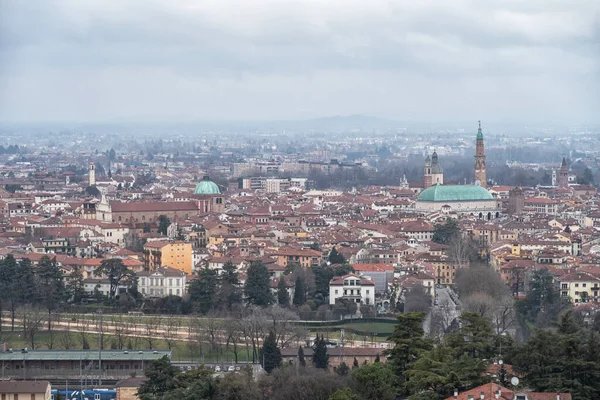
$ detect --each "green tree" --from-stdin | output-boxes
[385,312,433,393]
[277,277,290,307]
[328,247,346,264]
[260,331,282,373]
[164,368,216,400]
[188,265,218,314]
[313,334,329,369]
[405,344,489,399]
[137,355,181,400]
[0,255,19,331]
[334,361,350,376]
[351,362,398,400]
[94,258,135,300]
[432,218,460,244]
[67,265,86,304]
[298,345,306,367]
[310,242,320,251]
[293,276,306,306]
[37,256,66,331]
[158,215,171,236]
[328,388,358,400]
[352,357,359,369]
[217,262,242,311]
[244,261,273,306]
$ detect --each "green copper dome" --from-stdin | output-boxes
[194,175,220,195]
[418,184,493,202]
[477,120,484,139]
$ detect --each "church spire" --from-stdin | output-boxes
[477,120,483,139]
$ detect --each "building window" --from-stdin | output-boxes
[335,289,338,295]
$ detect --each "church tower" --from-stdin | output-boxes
[474,121,487,187]
[423,154,432,189]
[558,157,569,188]
[430,150,444,186]
[89,161,96,187]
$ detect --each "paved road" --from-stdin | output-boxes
[424,288,461,336]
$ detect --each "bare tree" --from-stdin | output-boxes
[111,315,132,350]
[405,286,432,313]
[241,307,269,363]
[198,311,223,352]
[75,314,91,349]
[463,292,496,318]
[223,315,244,363]
[161,317,181,350]
[448,235,476,269]
[264,305,301,348]
[143,316,162,349]
[21,307,44,349]
[492,297,516,335]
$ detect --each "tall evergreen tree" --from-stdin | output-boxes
[385,312,432,392]
[313,334,329,369]
[217,262,242,311]
[260,331,281,373]
[328,247,346,265]
[292,276,306,306]
[94,258,135,299]
[188,265,218,314]
[244,261,273,306]
[277,277,290,307]
[298,345,306,367]
[37,256,66,331]
[157,215,171,236]
[137,355,181,400]
[67,265,85,304]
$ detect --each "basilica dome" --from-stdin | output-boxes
[418,184,493,202]
[194,175,220,195]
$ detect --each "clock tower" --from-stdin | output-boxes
[474,121,487,187]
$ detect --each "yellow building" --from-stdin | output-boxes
[273,247,323,268]
[558,271,600,304]
[143,240,193,274]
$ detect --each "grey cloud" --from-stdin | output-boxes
[0,0,598,123]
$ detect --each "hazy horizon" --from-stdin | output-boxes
[1,0,598,124]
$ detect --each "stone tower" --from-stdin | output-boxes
[423,154,432,189]
[474,121,487,187]
[89,161,96,187]
[558,157,568,188]
[430,150,444,186]
[508,187,524,214]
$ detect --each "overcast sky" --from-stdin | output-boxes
[0,0,598,124]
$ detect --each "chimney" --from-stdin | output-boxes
[480,392,485,399]
[556,395,561,400]
[468,396,473,400]
[453,389,458,399]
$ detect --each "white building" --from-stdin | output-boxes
[137,266,187,298]
[329,273,376,306]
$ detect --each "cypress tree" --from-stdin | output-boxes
[292,276,306,306]
[245,261,274,306]
[277,277,290,307]
[328,247,346,264]
[261,331,281,373]
[298,345,306,367]
[313,334,329,369]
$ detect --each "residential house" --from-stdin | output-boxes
[137,267,187,298]
[329,273,376,305]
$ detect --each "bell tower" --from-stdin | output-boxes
[89,161,96,187]
[474,121,487,187]
[423,154,433,189]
